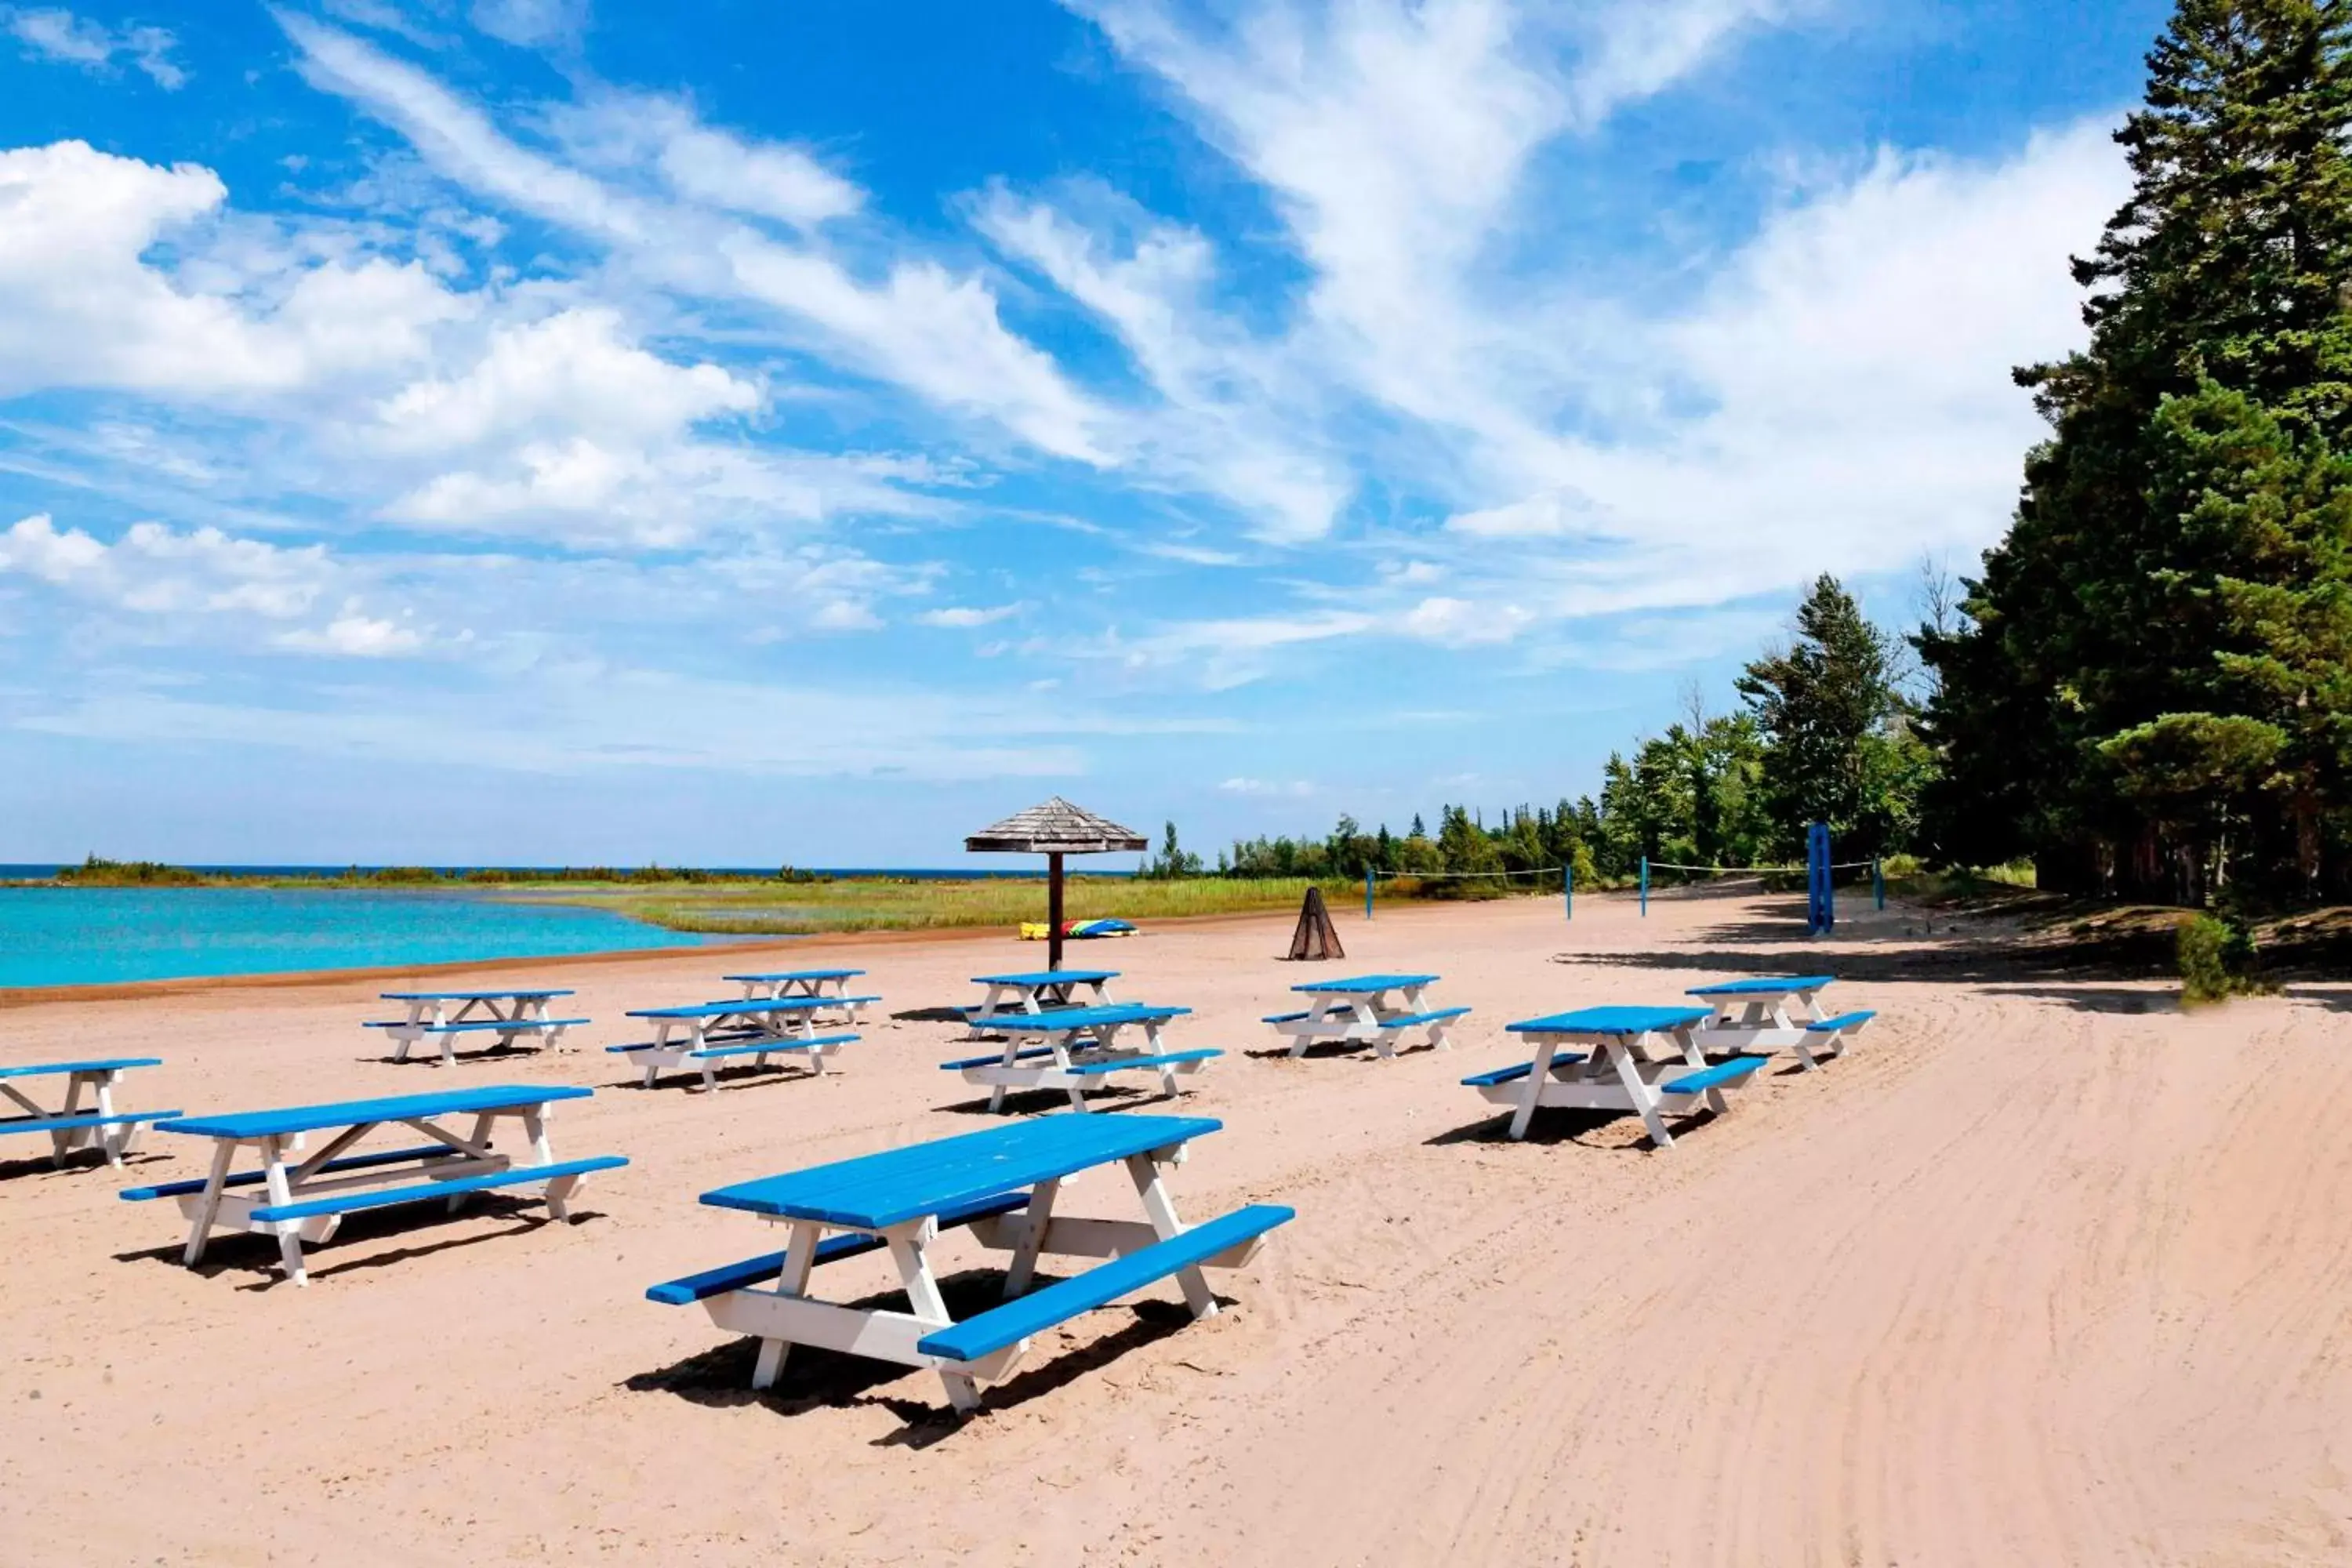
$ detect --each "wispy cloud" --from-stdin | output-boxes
[4,5,184,88]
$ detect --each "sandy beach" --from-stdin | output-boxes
[5,888,2350,1566]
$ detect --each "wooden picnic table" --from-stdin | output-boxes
[612,996,873,1091]
[966,969,1119,1031]
[1,1057,180,1169]
[1686,975,1873,1069]
[122,1085,625,1286]
[1264,972,1469,1058]
[940,1003,1216,1112]
[365,987,587,1067]
[648,1113,1292,1413]
[1462,1006,1769,1147]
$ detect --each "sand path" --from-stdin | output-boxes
[2,889,2347,1564]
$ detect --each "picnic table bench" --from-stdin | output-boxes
[1263,972,1468,1059]
[121,1084,624,1286]
[724,970,871,1026]
[964,969,1119,1033]
[1,1058,180,1169]
[610,996,871,1091]
[648,1112,1291,1413]
[1462,1006,1769,1147]
[939,1003,1214,1112]
[363,988,586,1066]
[1686,975,1873,1069]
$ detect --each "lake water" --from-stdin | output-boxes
[0,887,712,989]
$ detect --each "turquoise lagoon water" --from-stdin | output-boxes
[0,887,712,989]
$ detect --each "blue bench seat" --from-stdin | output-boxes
[938,1044,1062,1071]
[1380,1007,1471,1028]
[1660,1057,1769,1096]
[4,1109,181,1138]
[245,1156,628,1225]
[645,1191,1031,1305]
[120,1144,465,1201]
[1063,1048,1221,1076]
[915,1203,1295,1363]
[1461,1054,1584,1087]
[685,1033,856,1062]
[365,1017,588,1033]
[1261,1009,1312,1025]
[1805,1010,1876,1033]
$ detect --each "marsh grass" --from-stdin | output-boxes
[568,876,1374,935]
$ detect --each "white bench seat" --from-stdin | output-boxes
[245,1155,627,1225]
[916,1203,1295,1363]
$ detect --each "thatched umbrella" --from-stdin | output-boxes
[965,797,1146,971]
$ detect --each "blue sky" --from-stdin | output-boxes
[0,0,2169,867]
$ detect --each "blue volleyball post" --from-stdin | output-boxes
[1364,868,1374,920]
[1563,863,1573,921]
[1873,856,1886,910]
[1639,855,1649,917]
[1806,822,1835,935]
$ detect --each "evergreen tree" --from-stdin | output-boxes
[1738,575,1915,856]
[1922,0,2352,898]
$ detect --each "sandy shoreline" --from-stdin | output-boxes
[4,888,2348,1564]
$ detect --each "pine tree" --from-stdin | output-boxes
[1922,0,2352,898]
[1738,575,1909,856]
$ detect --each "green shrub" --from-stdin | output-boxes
[2179,912,2265,1004]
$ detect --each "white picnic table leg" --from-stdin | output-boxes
[1124,1153,1214,1317]
[1611,1040,1675,1149]
[987,1034,1016,1114]
[1057,1031,1087,1112]
[1508,1036,1561,1140]
[887,1228,981,1411]
[1679,1025,1736,1114]
[181,1139,240,1265]
[750,1220,822,1392]
[1003,1178,1060,1298]
[93,1069,135,1164]
[260,1136,309,1284]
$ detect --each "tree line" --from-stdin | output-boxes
[1143,571,1926,887]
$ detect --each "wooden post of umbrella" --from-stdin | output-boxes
[964,797,1147,972]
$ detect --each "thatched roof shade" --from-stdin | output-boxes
[965,797,1146,855]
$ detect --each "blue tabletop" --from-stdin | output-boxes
[987,1003,1189,1031]
[158,1084,593,1140]
[0,1056,162,1080]
[972,970,1119,987]
[703,1113,1221,1229]
[724,969,865,982]
[381,989,575,1002]
[1686,975,1835,996]
[1292,973,1439,994]
[1508,1006,1713,1036]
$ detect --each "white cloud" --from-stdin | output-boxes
[276,600,424,656]
[470,0,586,49]
[4,6,185,88]
[1397,594,1532,646]
[919,603,1023,628]
[1218,776,1316,797]
[658,121,862,229]
[372,307,759,452]
[0,140,470,400]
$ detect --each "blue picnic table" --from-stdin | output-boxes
[966,968,1120,1029]
[611,995,874,1091]
[123,1084,625,1285]
[1263,972,1469,1059]
[1,1057,179,1170]
[364,987,587,1067]
[648,1112,1293,1412]
[725,969,867,1004]
[939,1002,1215,1112]
[1461,1005,1768,1146]
[1685,975,1875,1069]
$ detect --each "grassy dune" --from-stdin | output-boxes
[581,876,1363,935]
